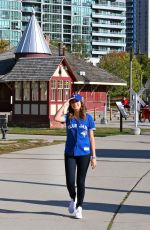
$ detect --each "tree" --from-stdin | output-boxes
[98,51,142,98]
[72,38,89,59]
[50,39,61,47]
[0,39,9,53]
[136,54,150,85]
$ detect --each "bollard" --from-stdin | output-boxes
[120,112,123,132]
[110,107,112,120]
[0,116,8,139]
[1,127,6,139]
[94,108,96,121]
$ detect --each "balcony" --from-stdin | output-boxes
[92,23,126,29]
[92,3,126,12]
[22,7,41,12]
[22,0,41,3]
[63,29,71,33]
[22,15,41,21]
[63,38,71,43]
[43,0,61,3]
[63,10,71,15]
[92,32,126,38]
[92,49,108,55]
[63,1,71,5]
[92,40,126,47]
[92,13,126,20]
[63,19,71,24]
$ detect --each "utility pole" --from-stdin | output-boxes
[129,47,133,114]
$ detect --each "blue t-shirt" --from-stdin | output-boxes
[65,113,96,156]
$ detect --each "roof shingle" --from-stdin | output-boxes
[0,45,127,86]
[1,56,64,81]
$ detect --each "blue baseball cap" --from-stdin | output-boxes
[70,94,82,102]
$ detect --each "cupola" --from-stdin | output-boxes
[15,9,51,59]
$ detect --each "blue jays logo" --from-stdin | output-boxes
[80,130,87,137]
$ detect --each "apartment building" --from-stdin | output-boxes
[0,0,22,47]
[126,0,134,51]
[22,0,42,31]
[136,0,150,57]
[21,0,92,55]
[1,0,150,61]
[91,0,126,63]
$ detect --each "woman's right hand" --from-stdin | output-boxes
[54,97,73,122]
[64,97,74,109]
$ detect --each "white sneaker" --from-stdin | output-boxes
[68,199,76,214]
[75,206,82,219]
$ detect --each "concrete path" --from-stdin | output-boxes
[0,134,150,230]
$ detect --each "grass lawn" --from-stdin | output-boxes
[0,139,64,155]
[7,126,150,137]
[7,127,131,137]
[0,127,149,155]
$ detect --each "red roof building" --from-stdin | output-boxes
[0,12,127,128]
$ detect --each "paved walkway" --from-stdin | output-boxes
[95,116,150,130]
[0,134,150,230]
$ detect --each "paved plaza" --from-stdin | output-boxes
[0,133,149,230]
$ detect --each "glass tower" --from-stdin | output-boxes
[42,0,92,55]
[22,0,42,31]
[0,0,129,59]
[0,0,22,48]
[21,0,92,55]
[136,0,150,57]
[91,0,126,61]
[126,0,133,51]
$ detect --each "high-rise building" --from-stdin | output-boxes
[0,0,22,47]
[91,0,126,63]
[126,0,134,51]
[0,0,92,54]
[42,0,92,55]
[1,0,129,60]
[136,0,150,57]
[22,0,42,31]
[21,0,92,55]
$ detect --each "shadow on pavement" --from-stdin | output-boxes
[96,149,150,159]
[0,208,72,218]
[0,198,149,215]
[0,179,150,194]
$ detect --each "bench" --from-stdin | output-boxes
[0,115,8,139]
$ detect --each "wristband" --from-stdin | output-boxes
[91,155,96,160]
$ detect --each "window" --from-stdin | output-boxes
[64,80,70,100]
[40,82,47,101]
[15,82,21,101]
[58,80,63,101]
[23,81,30,101]
[51,80,56,101]
[31,81,38,101]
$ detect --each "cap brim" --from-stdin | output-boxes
[70,99,79,102]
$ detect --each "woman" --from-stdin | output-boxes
[54,94,96,219]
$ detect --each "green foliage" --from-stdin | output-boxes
[50,39,89,58]
[50,39,61,47]
[136,54,150,85]
[98,51,142,98]
[72,38,89,58]
[0,39,9,53]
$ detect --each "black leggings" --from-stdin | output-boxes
[65,155,90,208]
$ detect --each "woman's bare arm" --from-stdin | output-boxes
[54,99,70,123]
[89,129,97,169]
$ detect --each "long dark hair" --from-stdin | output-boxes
[67,101,86,120]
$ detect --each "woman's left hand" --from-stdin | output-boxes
[91,158,97,169]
